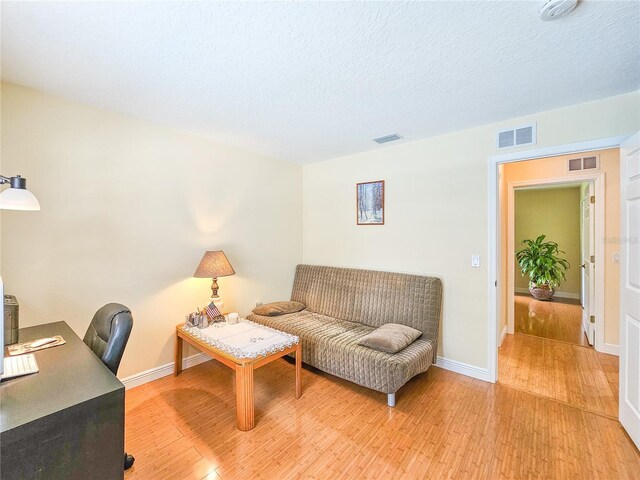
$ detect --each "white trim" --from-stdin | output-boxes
[120,352,499,389]
[120,352,209,390]
[582,314,591,344]
[514,287,580,300]
[499,325,508,347]
[488,135,630,384]
[602,343,620,357]
[436,356,491,382]
[506,172,605,351]
[488,156,499,383]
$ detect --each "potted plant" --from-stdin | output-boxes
[515,234,570,301]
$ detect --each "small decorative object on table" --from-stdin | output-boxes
[197,312,209,329]
[186,303,225,330]
[227,312,239,325]
[205,302,225,323]
[186,309,208,329]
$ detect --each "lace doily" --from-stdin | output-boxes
[180,319,298,359]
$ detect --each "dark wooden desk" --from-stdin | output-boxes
[0,321,125,480]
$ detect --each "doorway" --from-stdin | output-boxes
[503,170,606,351]
[511,182,589,347]
[495,148,620,418]
[487,138,629,385]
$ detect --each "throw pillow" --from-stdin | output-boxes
[252,301,306,316]
[358,323,422,354]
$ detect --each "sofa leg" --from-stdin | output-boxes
[387,393,396,407]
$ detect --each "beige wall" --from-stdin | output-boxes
[0,83,303,378]
[501,148,621,347]
[304,92,639,368]
[2,82,637,378]
[514,187,581,295]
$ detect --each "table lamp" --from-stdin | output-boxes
[193,250,235,313]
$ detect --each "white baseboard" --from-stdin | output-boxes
[499,325,508,346]
[582,314,590,342]
[514,287,580,300]
[120,352,210,390]
[436,356,491,382]
[601,343,619,356]
[121,351,492,389]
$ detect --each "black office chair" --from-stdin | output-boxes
[83,303,135,471]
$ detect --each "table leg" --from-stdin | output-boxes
[174,334,183,377]
[235,364,255,431]
[295,342,302,399]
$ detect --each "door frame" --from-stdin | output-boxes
[580,181,596,345]
[487,135,630,383]
[505,174,604,351]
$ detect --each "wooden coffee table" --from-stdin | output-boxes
[174,321,301,431]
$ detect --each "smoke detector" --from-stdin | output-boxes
[540,0,578,21]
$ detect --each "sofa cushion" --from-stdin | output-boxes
[252,301,306,316]
[289,265,442,361]
[358,323,422,353]
[247,310,434,393]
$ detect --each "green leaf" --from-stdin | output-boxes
[515,234,570,288]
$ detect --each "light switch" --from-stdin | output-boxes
[471,255,481,268]
[612,252,620,263]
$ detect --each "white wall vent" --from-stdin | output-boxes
[496,123,536,149]
[567,154,600,173]
[373,133,402,144]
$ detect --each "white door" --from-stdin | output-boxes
[619,131,640,449]
[580,183,595,345]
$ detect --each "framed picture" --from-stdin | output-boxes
[356,180,384,225]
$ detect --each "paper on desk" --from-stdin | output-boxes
[7,335,66,356]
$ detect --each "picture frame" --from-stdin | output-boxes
[356,180,384,225]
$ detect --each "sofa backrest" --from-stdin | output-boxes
[290,264,442,344]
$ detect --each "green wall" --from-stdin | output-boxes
[514,187,581,295]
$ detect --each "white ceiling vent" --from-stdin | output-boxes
[567,154,600,173]
[496,124,536,149]
[373,133,403,144]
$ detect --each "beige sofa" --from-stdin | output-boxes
[248,264,443,406]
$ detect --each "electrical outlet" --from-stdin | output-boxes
[471,255,481,268]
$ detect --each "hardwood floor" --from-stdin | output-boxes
[124,355,640,479]
[514,294,589,347]
[498,333,618,418]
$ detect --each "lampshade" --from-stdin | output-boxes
[0,187,40,211]
[193,250,235,278]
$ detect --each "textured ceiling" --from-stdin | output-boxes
[2,1,639,163]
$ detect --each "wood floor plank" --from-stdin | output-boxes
[124,355,638,480]
[500,295,619,419]
[499,333,618,418]
[514,294,589,346]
